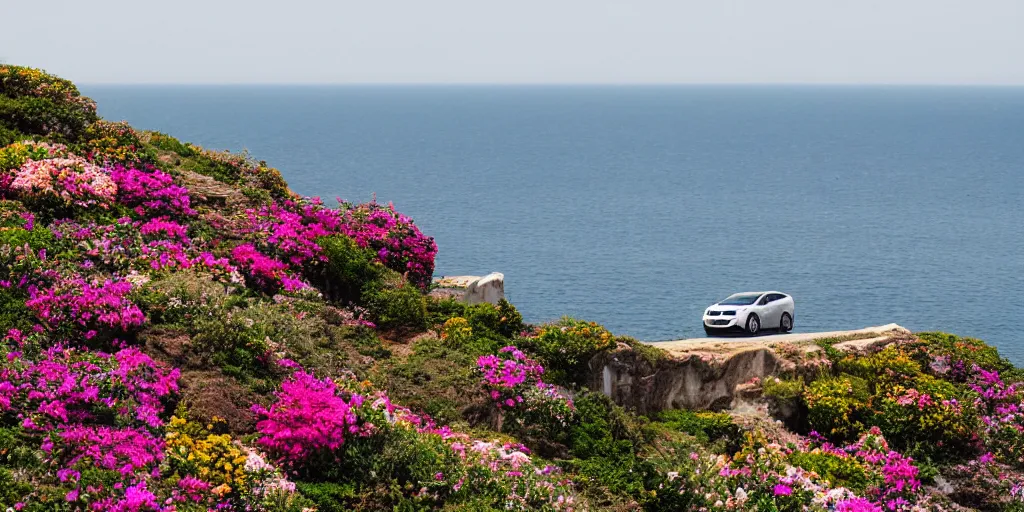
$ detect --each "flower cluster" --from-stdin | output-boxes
[251,370,371,467]
[336,201,437,288]
[26,275,145,334]
[110,164,194,216]
[237,199,437,289]
[478,346,546,408]
[9,157,117,208]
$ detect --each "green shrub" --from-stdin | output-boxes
[521,317,615,385]
[317,235,386,303]
[915,332,1023,381]
[438,317,499,355]
[0,287,32,333]
[656,409,741,446]
[294,482,361,512]
[763,377,805,400]
[426,297,467,327]
[568,391,649,460]
[0,467,33,508]
[789,451,869,494]
[144,130,199,157]
[362,276,427,332]
[0,124,25,146]
[871,376,978,460]
[462,300,523,339]
[0,65,99,141]
[804,376,871,441]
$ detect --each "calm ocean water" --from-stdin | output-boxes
[83,85,1024,365]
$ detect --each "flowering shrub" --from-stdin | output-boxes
[477,346,576,438]
[336,201,437,289]
[0,343,179,429]
[10,157,117,209]
[110,164,194,216]
[26,275,145,335]
[522,318,614,384]
[970,368,1024,466]
[231,243,309,292]
[165,415,249,489]
[81,120,156,166]
[238,199,437,290]
[0,65,99,140]
[252,370,371,472]
[663,428,934,512]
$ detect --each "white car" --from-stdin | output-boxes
[703,291,795,336]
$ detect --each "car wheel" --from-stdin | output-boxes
[780,313,793,333]
[745,314,760,335]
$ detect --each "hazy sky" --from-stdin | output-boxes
[3,0,1023,84]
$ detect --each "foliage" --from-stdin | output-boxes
[656,409,741,446]
[80,119,156,166]
[0,65,99,141]
[764,376,806,400]
[805,375,871,441]
[362,275,427,331]
[520,317,614,385]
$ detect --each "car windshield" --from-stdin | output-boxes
[718,293,762,306]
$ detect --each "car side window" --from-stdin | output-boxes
[758,295,770,306]
[768,294,781,302]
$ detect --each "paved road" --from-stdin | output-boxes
[643,323,908,353]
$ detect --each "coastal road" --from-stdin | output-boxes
[643,323,909,354]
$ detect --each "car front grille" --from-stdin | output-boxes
[708,311,721,316]
[711,319,730,326]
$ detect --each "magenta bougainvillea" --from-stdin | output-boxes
[110,164,194,216]
[251,370,370,466]
[26,277,145,334]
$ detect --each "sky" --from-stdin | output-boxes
[2,0,1023,85]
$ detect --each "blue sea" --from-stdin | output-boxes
[82,85,1024,365]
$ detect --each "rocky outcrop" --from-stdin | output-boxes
[430,273,506,305]
[464,272,504,305]
[589,324,912,415]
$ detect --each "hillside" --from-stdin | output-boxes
[1,65,1022,512]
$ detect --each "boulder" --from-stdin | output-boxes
[464,272,505,305]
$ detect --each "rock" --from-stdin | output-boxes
[464,272,505,305]
[590,326,911,415]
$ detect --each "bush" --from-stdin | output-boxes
[789,451,870,494]
[805,376,871,441]
[426,297,467,327]
[164,415,248,489]
[144,130,199,157]
[80,120,156,166]
[763,376,805,400]
[0,65,99,141]
[521,317,615,385]
[294,482,362,512]
[915,332,1023,382]
[871,376,977,460]
[318,234,386,303]
[465,299,524,339]
[362,275,427,332]
[656,409,741,446]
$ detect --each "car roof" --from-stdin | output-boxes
[732,291,787,296]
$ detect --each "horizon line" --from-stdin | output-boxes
[76,81,1024,87]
